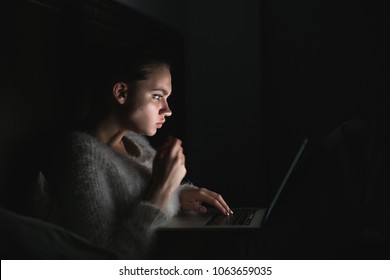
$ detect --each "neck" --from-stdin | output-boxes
[88,115,126,147]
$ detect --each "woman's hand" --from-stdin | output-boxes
[146,136,187,210]
[180,187,233,216]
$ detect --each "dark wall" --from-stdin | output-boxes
[260,0,390,194]
[262,0,389,134]
[1,0,59,213]
[184,1,263,207]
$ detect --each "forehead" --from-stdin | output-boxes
[138,65,172,92]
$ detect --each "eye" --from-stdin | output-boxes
[152,94,163,101]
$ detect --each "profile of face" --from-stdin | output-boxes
[113,65,173,136]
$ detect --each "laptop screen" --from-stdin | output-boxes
[264,138,309,222]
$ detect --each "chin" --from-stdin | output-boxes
[145,130,157,137]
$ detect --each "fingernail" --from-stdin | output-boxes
[200,207,207,213]
[229,209,234,215]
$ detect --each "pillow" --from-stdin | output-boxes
[0,207,117,260]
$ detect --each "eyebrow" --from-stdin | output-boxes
[153,88,170,96]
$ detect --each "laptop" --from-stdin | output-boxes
[158,138,309,230]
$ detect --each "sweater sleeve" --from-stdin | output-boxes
[50,135,170,260]
[164,182,199,217]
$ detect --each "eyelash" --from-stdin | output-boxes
[153,94,163,101]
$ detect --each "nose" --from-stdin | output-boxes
[164,107,172,117]
[161,101,172,117]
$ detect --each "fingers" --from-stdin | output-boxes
[154,135,187,185]
[169,140,184,162]
[149,136,187,210]
[195,203,208,214]
[156,136,184,163]
[195,188,232,216]
[161,136,182,154]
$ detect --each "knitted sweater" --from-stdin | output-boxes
[43,131,193,259]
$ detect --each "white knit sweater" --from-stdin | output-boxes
[43,131,193,259]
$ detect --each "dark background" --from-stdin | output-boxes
[90,0,390,209]
[1,0,389,220]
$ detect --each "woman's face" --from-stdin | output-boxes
[121,65,172,136]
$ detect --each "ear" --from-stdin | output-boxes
[112,82,128,104]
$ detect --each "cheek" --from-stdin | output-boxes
[130,103,158,122]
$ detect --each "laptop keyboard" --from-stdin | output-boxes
[205,208,256,226]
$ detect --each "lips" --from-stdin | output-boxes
[156,121,165,127]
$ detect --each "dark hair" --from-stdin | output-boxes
[112,50,171,82]
[79,45,172,130]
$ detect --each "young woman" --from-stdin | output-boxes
[41,48,232,259]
